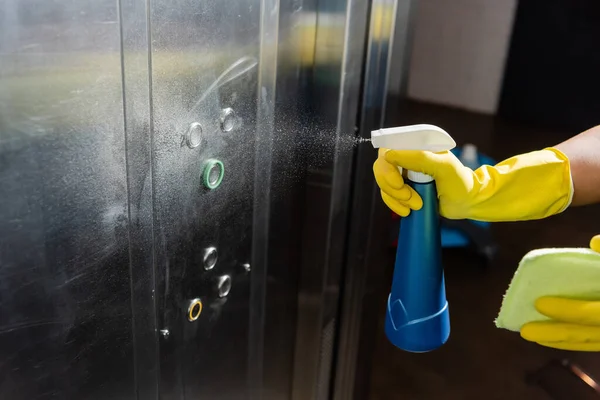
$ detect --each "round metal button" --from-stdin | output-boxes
[203,247,218,271]
[186,122,203,149]
[220,108,236,132]
[216,275,232,298]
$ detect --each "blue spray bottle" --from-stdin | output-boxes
[371,124,456,352]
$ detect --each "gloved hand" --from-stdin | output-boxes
[520,235,600,351]
[373,147,573,222]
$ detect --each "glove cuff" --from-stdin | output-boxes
[544,147,574,214]
[462,147,573,222]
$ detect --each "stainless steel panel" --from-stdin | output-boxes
[147,1,262,398]
[0,0,385,398]
[0,0,134,398]
[260,4,312,398]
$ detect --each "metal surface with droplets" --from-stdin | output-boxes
[0,0,407,398]
[0,0,134,398]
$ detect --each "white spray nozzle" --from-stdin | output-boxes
[370,124,456,152]
[370,124,456,183]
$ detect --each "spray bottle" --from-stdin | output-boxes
[371,124,456,352]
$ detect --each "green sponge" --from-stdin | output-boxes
[496,248,600,332]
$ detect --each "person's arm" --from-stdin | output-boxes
[555,125,600,206]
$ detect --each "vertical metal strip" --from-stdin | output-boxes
[319,0,371,397]
[324,1,376,399]
[332,1,415,400]
[119,0,159,397]
[290,0,371,398]
[249,0,279,398]
[386,0,417,98]
[379,0,400,126]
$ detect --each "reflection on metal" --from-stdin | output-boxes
[220,108,237,132]
[192,56,259,111]
[203,247,218,271]
[562,359,600,393]
[216,275,232,298]
[185,122,204,149]
[160,329,170,339]
[527,358,600,399]
[202,159,225,190]
[242,263,251,272]
[187,299,203,322]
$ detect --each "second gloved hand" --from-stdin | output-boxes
[520,235,600,351]
[373,147,573,222]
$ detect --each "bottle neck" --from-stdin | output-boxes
[407,170,434,183]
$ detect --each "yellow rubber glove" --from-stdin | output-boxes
[520,235,600,351]
[373,147,573,222]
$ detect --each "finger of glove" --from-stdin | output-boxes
[591,234,600,252]
[534,341,600,352]
[521,321,600,343]
[381,187,423,213]
[535,297,600,326]
[381,191,411,217]
[384,150,445,178]
[404,185,423,210]
[373,158,412,201]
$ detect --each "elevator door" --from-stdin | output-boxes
[140,0,372,398]
[0,0,376,398]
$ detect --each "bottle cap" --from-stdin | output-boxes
[407,170,433,183]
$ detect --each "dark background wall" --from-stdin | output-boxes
[499,0,600,132]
